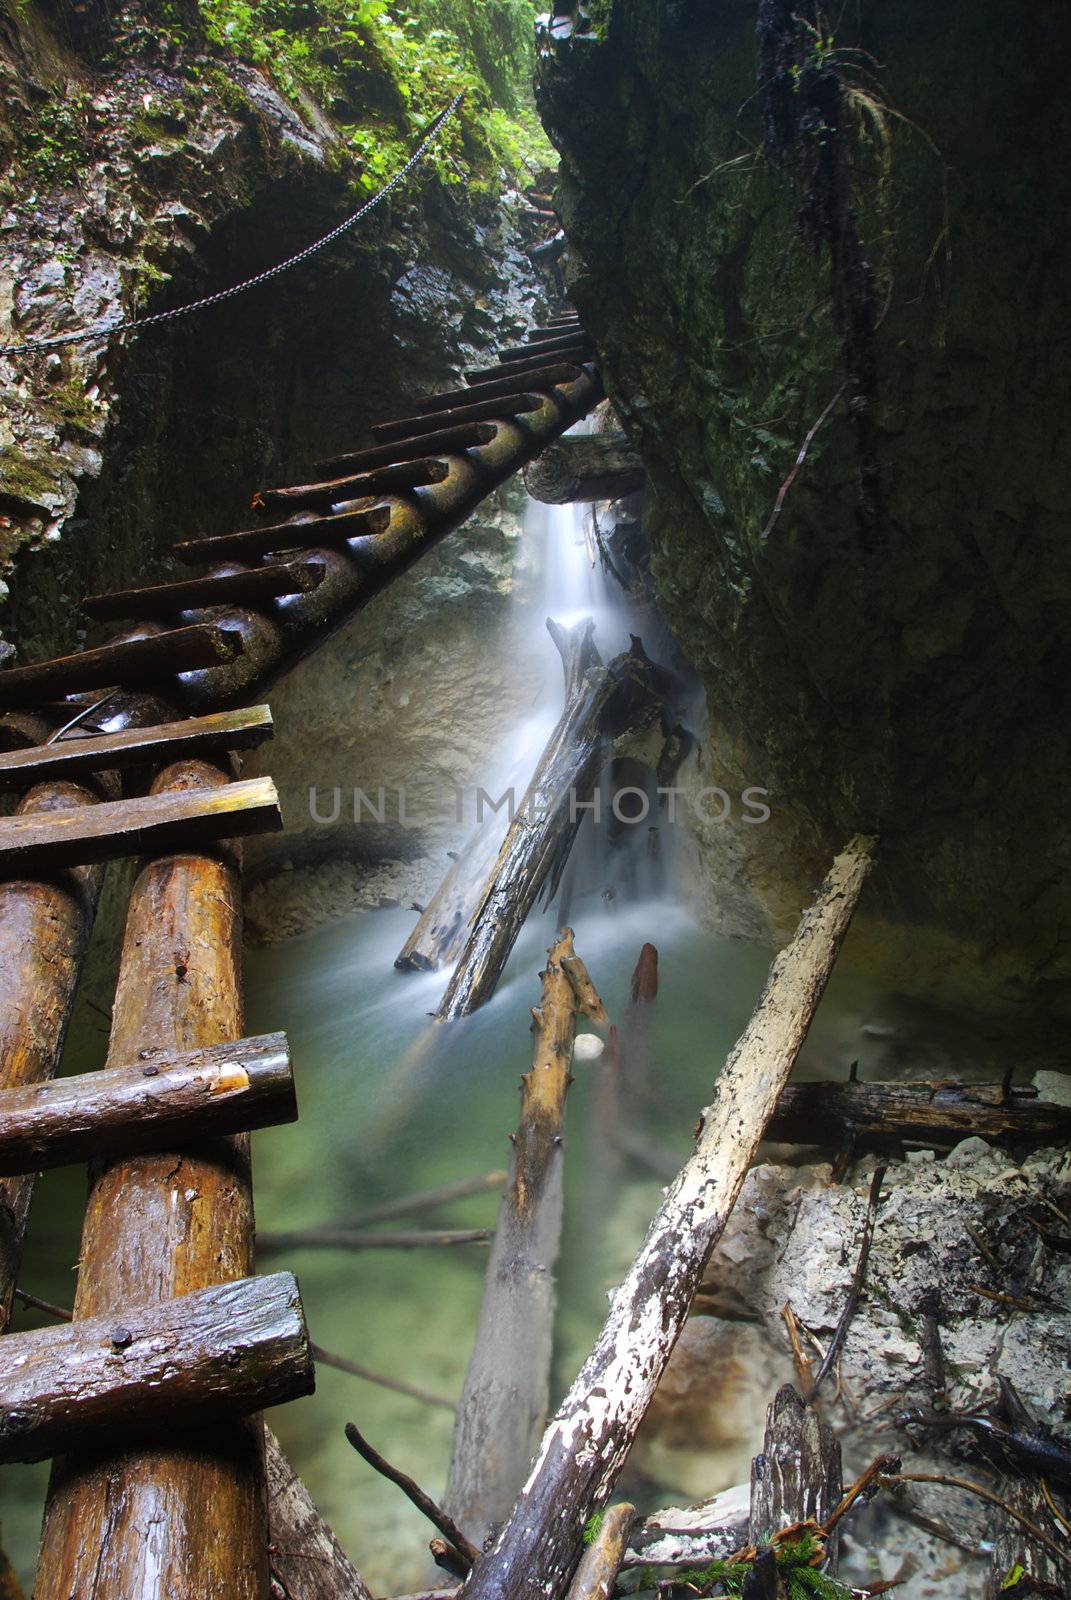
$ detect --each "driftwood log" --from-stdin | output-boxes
[435,622,664,1020]
[265,1429,375,1600]
[0,1033,296,1176]
[457,836,875,1600]
[523,434,645,505]
[0,1272,313,1464]
[444,932,607,1545]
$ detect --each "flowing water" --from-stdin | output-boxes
[0,484,1017,1593]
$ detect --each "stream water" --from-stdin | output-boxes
[0,485,1018,1593]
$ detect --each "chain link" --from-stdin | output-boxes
[0,93,464,360]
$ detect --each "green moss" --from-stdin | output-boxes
[11,88,89,188]
[0,448,59,509]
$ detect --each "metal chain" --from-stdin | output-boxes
[0,92,464,360]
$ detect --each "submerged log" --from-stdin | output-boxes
[457,837,875,1600]
[0,1032,296,1175]
[36,758,269,1600]
[0,1271,313,1464]
[444,932,607,1545]
[265,1429,375,1600]
[436,624,664,1020]
[749,1386,842,1564]
[523,435,645,505]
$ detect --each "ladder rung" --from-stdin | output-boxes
[497,331,594,361]
[0,1032,296,1175]
[369,391,546,446]
[465,345,594,385]
[173,505,390,565]
[312,420,498,479]
[0,624,243,709]
[252,456,450,517]
[83,560,324,623]
[417,363,583,416]
[0,774,281,874]
[0,1271,313,1464]
[0,705,274,790]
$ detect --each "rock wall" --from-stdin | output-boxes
[537,0,1071,1029]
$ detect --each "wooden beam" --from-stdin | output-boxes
[311,420,498,479]
[368,392,547,447]
[83,561,324,623]
[0,706,274,791]
[36,757,271,1600]
[418,364,583,415]
[174,504,390,565]
[465,346,593,384]
[0,1271,313,1464]
[251,457,449,516]
[457,837,875,1600]
[0,774,281,874]
[0,625,242,708]
[0,1032,296,1175]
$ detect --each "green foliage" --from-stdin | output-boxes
[582,1511,605,1547]
[669,1534,860,1599]
[197,0,554,192]
[12,88,89,188]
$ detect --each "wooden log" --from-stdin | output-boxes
[252,457,450,516]
[36,757,270,1600]
[984,1477,1068,1598]
[499,333,593,363]
[265,1429,375,1600]
[310,422,498,480]
[749,1385,842,1564]
[564,1505,634,1600]
[418,364,584,416]
[523,435,645,505]
[0,1032,296,1175]
[82,561,324,623]
[0,776,104,1331]
[444,933,607,1545]
[465,346,593,384]
[395,818,511,974]
[369,393,548,447]
[456,837,874,1600]
[0,773,281,874]
[174,504,390,565]
[0,705,273,790]
[0,624,242,708]
[767,1077,1071,1149]
[436,626,664,1020]
[0,1271,313,1464]
[622,1486,750,1570]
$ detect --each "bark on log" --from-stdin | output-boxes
[435,625,664,1020]
[0,774,281,873]
[0,1032,296,1175]
[523,436,645,505]
[748,1385,842,1564]
[0,623,242,707]
[564,1504,634,1600]
[83,561,324,623]
[0,705,273,790]
[444,932,607,1545]
[0,1271,313,1464]
[457,836,875,1600]
[174,505,390,565]
[36,758,270,1600]
[0,777,103,1331]
[768,1077,1071,1149]
[983,1476,1069,1597]
[623,1486,750,1569]
[265,1429,375,1600]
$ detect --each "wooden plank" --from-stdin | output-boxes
[174,504,390,565]
[0,774,281,874]
[0,1032,296,1175]
[368,392,547,447]
[0,1271,314,1464]
[465,345,593,384]
[251,456,449,516]
[82,560,324,622]
[311,420,498,478]
[0,624,243,709]
[0,705,274,790]
[418,364,583,415]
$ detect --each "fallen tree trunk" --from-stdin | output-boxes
[523,435,645,505]
[768,1076,1071,1149]
[457,835,875,1600]
[265,1429,375,1600]
[444,932,607,1545]
[436,624,664,1020]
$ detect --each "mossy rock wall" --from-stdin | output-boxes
[539,0,1071,1027]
